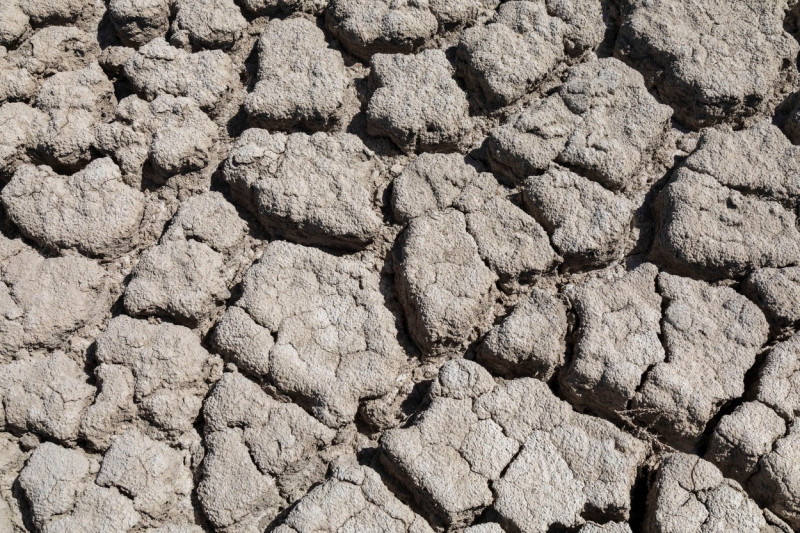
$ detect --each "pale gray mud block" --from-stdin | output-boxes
[172,0,247,49]
[18,0,97,27]
[632,273,768,451]
[653,123,800,279]
[223,129,384,249]
[242,0,327,15]
[392,153,557,282]
[367,49,471,152]
[18,442,141,533]
[198,371,336,530]
[273,465,435,533]
[0,103,44,179]
[86,316,223,438]
[123,38,238,111]
[615,0,798,129]
[108,0,171,47]
[706,401,787,486]
[653,173,800,280]
[245,17,348,130]
[2,158,145,257]
[124,239,230,324]
[706,331,800,529]
[381,360,647,530]
[524,165,636,267]
[124,192,245,324]
[96,94,217,180]
[0,27,99,100]
[0,236,112,362]
[457,0,605,108]
[745,267,800,328]
[645,453,790,533]
[0,2,30,48]
[96,430,194,527]
[0,352,94,444]
[325,0,438,59]
[560,263,664,418]
[476,288,567,379]
[215,240,406,427]
[391,153,481,225]
[486,57,672,189]
[33,62,114,170]
[394,208,498,354]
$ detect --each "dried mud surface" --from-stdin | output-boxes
[2,1,800,532]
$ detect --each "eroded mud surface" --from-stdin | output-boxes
[2,1,800,532]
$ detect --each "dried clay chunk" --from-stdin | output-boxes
[198,372,336,530]
[125,193,246,325]
[214,240,406,427]
[124,38,238,111]
[245,17,348,130]
[326,0,437,59]
[392,153,558,282]
[224,129,384,249]
[2,158,145,257]
[458,0,605,108]
[108,0,171,47]
[487,57,672,190]
[616,0,798,129]
[0,352,94,444]
[394,208,498,355]
[477,288,567,380]
[367,49,470,152]
[524,165,636,267]
[273,465,435,533]
[96,94,217,179]
[645,453,791,533]
[560,263,664,417]
[18,442,140,533]
[653,124,800,279]
[0,236,112,362]
[86,316,222,437]
[172,0,247,49]
[632,273,768,451]
[380,360,647,530]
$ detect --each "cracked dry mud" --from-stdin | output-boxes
[4,1,800,533]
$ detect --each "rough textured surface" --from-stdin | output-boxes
[395,208,497,355]
[458,0,605,108]
[645,453,790,533]
[381,360,647,530]
[477,288,567,379]
[560,263,664,418]
[367,50,471,152]
[215,240,406,427]
[525,165,636,267]
[653,123,800,279]
[392,153,558,283]
[5,2,800,532]
[96,94,217,180]
[616,0,799,129]
[224,129,384,249]
[0,236,112,362]
[488,57,673,189]
[83,316,222,446]
[632,273,769,451]
[273,465,435,532]
[2,158,145,257]
[245,17,348,129]
[124,192,246,324]
[123,38,238,111]
[326,0,438,59]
